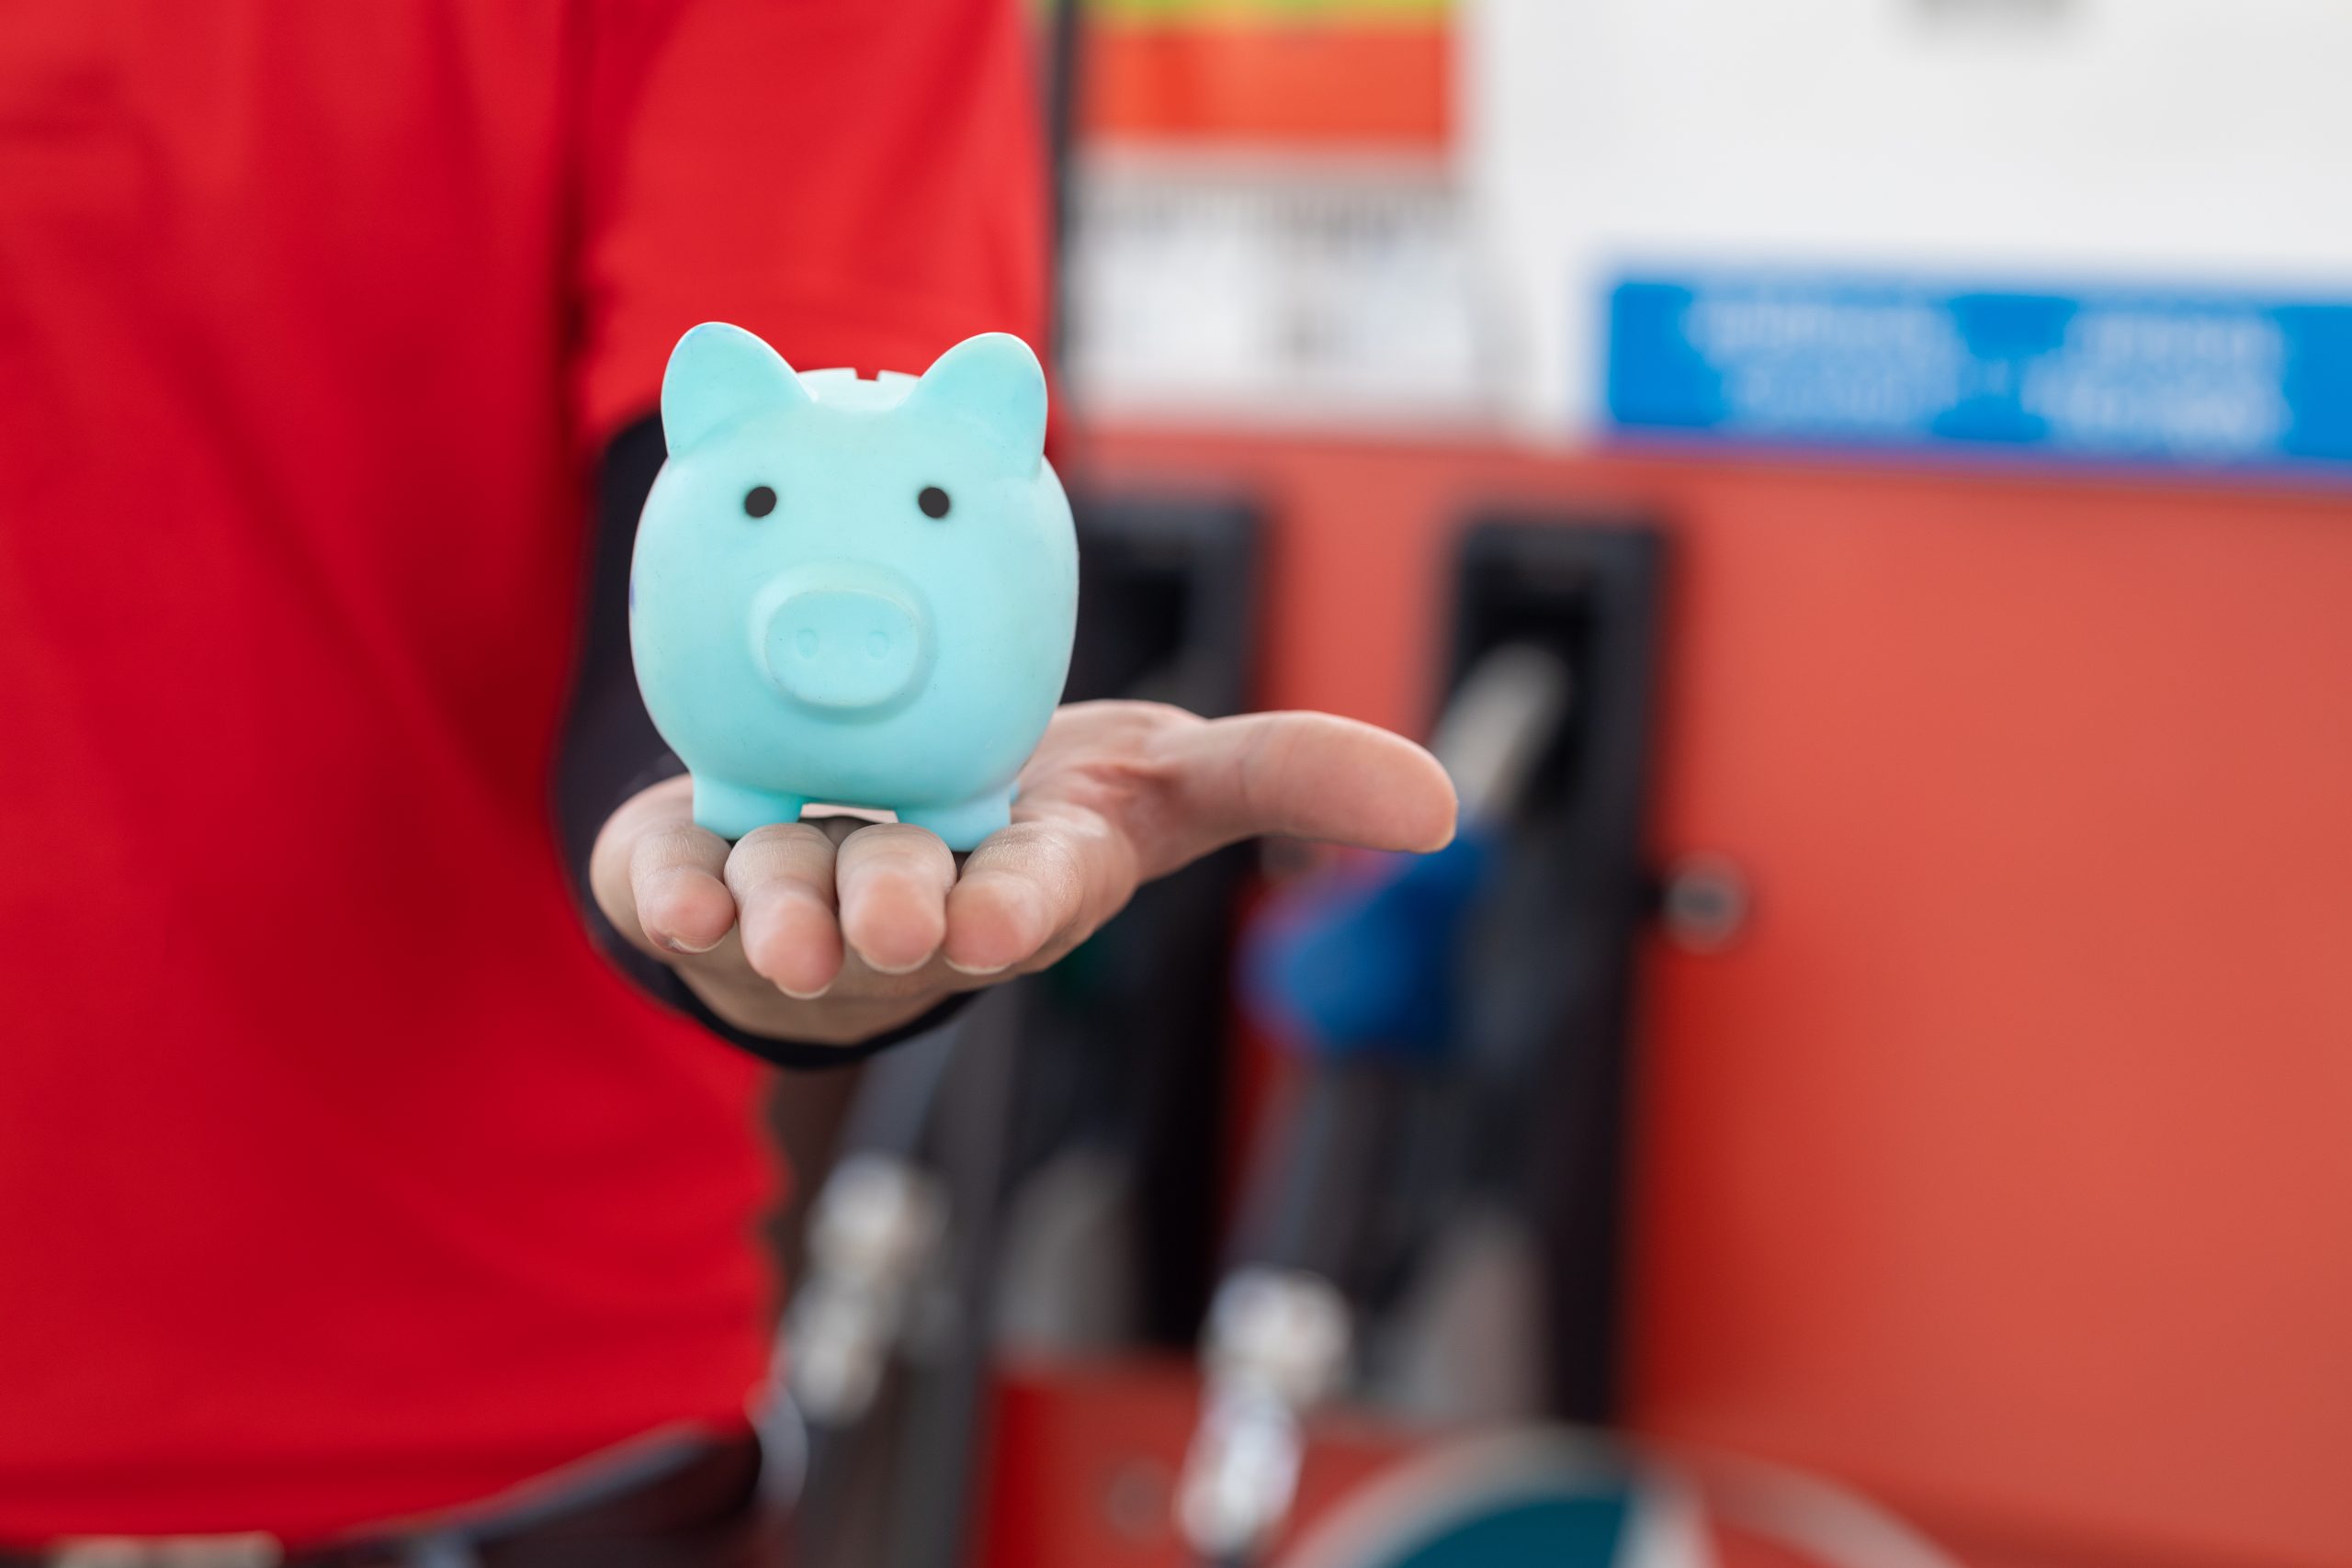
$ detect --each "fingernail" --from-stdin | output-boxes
[657,931,722,955]
[944,956,1011,977]
[777,979,833,1001]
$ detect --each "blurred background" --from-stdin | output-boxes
[774,3,2352,1566]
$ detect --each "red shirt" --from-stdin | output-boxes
[0,0,1044,1540]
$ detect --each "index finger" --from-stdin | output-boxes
[942,818,1103,976]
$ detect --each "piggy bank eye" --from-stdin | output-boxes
[743,485,777,519]
[917,485,952,520]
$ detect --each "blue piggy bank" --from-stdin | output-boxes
[629,323,1077,850]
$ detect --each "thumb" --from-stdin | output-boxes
[1149,710,1457,873]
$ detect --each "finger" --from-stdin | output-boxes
[591,777,738,957]
[726,823,844,998]
[630,824,738,955]
[944,818,1103,976]
[1155,711,1458,868]
[834,823,958,976]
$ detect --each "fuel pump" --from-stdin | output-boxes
[1176,515,1667,1566]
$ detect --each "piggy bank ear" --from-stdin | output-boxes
[662,322,811,455]
[903,333,1047,474]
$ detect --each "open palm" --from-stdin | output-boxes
[590,700,1457,1048]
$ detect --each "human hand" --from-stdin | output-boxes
[589,700,1456,1049]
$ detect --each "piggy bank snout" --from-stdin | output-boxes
[759,585,929,713]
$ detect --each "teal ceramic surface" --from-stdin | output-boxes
[631,324,1077,849]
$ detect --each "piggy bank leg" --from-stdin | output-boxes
[898,787,1014,852]
[691,773,808,841]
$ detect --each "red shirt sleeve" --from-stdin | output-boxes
[571,0,1050,447]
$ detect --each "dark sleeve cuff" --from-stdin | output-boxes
[632,955,977,1071]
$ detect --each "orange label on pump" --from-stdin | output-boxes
[1079,0,1453,149]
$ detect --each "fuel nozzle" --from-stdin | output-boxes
[1175,1267,1353,1564]
[784,1153,950,1429]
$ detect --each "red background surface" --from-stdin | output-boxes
[989,425,2352,1568]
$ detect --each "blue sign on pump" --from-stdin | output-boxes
[1604,274,2352,468]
